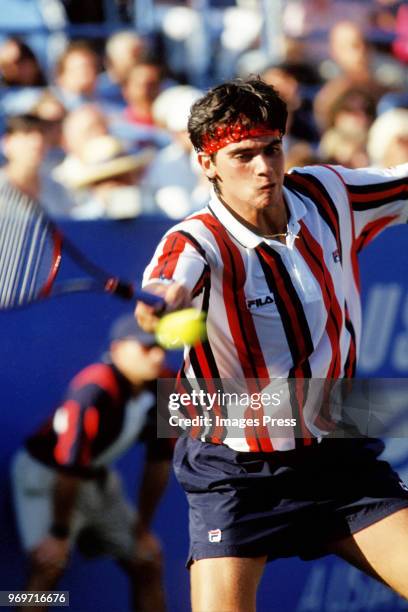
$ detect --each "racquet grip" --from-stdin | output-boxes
[105,279,165,310]
[133,288,166,310]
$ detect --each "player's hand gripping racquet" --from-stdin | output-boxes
[0,184,207,348]
[0,183,162,309]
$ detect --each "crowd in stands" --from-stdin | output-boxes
[0,0,407,220]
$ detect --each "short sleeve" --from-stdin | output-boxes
[142,227,208,294]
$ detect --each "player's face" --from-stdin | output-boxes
[198,135,285,224]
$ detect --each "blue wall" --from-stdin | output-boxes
[1,219,407,611]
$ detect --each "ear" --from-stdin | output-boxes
[197,151,217,179]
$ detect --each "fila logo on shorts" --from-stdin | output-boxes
[208,529,222,543]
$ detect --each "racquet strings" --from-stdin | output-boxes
[0,183,57,309]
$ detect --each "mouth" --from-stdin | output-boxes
[258,183,276,191]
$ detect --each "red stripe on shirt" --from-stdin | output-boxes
[195,213,273,451]
[355,215,398,253]
[349,182,407,206]
[289,172,341,254]
[297,221,343,378]
[257,245,311,373]
[149,233,187,280]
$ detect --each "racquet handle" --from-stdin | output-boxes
[105,278,165,310]
[134,288,166,310]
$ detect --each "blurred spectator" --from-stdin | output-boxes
[62,135,155,219]
[97,31,147,108]
[319,127,369,168]
[122,59,163,127]
[282,0,371,61]
[367,107,408,167]
[314,82,377,133]
[52,104,109,190]
[261,62,320,145]
[53,40,101,110]
[0,114,74,217]
[0,37,47,117]
[143,85,208,217]
[285,141,320,172]
[320,20,406,89]
[317,85,376,168]
[11,313,171,612]
[31,91,67,172]
[0,37,46,87]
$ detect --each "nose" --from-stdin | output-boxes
[254,153,272,176]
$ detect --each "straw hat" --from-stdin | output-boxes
[68,135,155,189]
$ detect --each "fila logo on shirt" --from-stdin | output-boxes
[208,529,222,543]
[247,294,275,309]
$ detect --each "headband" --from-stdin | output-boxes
[201,121,281,155]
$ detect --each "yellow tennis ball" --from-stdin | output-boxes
[156,308,207,349]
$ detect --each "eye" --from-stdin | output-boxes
[235,152,253,161]
[264,143,281,156]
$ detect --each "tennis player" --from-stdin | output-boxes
[11,315,171,612]
[136,78,408,611]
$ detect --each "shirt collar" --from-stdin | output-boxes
[208,184,307,249]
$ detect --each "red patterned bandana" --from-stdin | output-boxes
[201,121,281,154]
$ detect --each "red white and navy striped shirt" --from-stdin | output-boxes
[143,164,408,452]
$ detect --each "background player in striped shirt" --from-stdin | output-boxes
[136,78,408,611]
[11,314,171,612]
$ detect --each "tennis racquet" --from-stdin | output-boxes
[0,181,163,311]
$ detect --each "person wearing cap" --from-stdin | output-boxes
[11,314,170,612]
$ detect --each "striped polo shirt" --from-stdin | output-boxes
[143,163,408,452]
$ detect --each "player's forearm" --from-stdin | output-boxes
[51,472,81,537]
[136,460,171,531]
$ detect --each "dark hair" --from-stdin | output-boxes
[188,77,288,153]
[0,37,47,86]
[5,113,46,135]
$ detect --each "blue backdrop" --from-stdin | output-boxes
[0,218,407,612]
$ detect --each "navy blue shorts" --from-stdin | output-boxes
[173,436,408,567]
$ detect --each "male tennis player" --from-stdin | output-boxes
[11,315,171,612]
[136,78,408,611]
